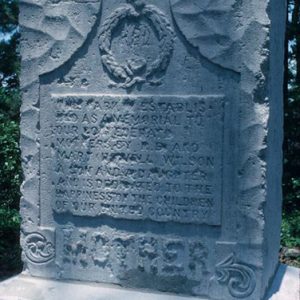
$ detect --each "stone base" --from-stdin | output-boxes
[265,264,300,300]
[0,265,298,300]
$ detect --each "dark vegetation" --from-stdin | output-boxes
[0,0,22,280]
[0,0,299,280]
[280,0,300,267]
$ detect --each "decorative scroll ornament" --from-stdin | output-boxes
[215,253,256,298]
[99,0,174,89]
[24,232,55,264]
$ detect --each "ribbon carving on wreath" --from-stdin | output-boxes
[99,0,174,89]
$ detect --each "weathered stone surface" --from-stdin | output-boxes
[18,0,286,299]
[0,274,205,300]
[0,265,299,300]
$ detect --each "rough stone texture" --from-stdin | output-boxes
[18,0,286,299]
[0,274,204,300]
[0,265,299,300]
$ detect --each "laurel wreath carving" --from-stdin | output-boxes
[99,0,174,89]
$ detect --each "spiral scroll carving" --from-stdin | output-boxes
[215,253,256,298]
[24,232,55,264]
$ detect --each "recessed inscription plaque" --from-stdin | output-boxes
[41,94,224,225]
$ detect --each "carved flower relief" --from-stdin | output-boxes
[90,233,110,267]
[189,242,208,274]
[62,229,89,267]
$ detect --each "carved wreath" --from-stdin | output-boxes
[99,0,174,89]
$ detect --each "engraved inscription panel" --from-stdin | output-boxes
[42,95,224,225]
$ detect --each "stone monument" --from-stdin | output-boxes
[1,0,295,300]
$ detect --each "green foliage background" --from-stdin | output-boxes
[0,0,22,279]
[0,0,299,279]
[280,1,300,258]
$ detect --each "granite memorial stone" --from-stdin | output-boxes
[18,0,286,299]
